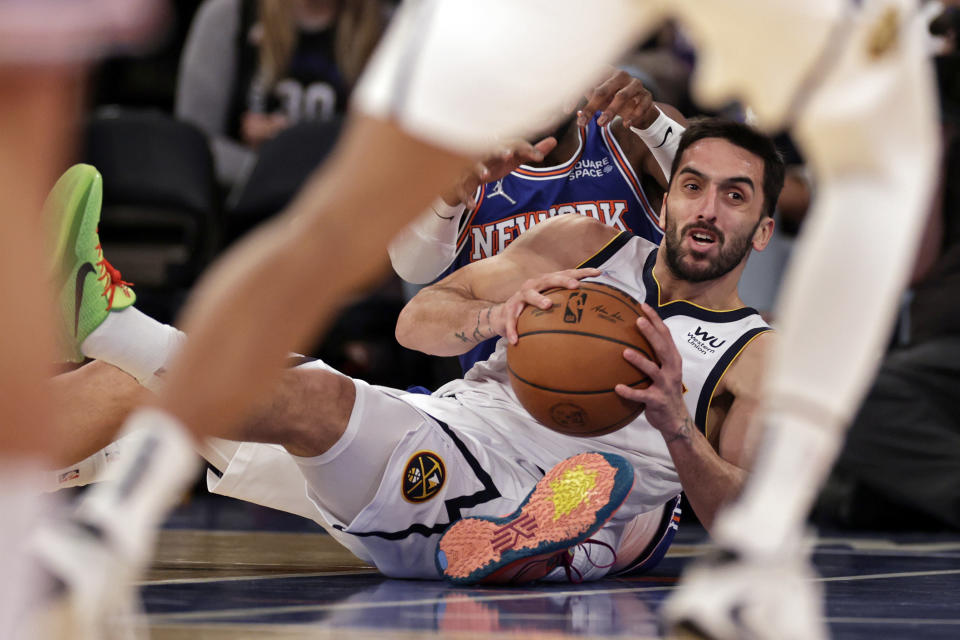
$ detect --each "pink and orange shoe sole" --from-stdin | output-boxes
[436,451,634,584]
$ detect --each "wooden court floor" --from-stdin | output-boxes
[130,496,960,639]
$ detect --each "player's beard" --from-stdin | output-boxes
[662,205,759,283]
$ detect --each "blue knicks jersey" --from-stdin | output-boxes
[452,114,664,371]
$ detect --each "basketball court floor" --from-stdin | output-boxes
[134,492,960,639]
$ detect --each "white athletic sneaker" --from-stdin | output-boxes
[662,547,828,640]
[30,410,198,640]
[29,518,146,640]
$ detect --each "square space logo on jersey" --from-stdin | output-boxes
[569,156,615,181]
[402,451,446,503]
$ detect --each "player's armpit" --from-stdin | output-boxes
[712,330,775,470]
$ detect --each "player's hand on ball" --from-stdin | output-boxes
[496,268,602,344]
[578,67,657,129]
[615,303,689,437]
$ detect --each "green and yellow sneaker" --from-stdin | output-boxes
[46,164,135,362]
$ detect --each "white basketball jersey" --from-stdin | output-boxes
[405,232,771,512]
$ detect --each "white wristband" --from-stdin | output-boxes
[630,108,685,181]
[388,197,467,284]
[429,198,467,224]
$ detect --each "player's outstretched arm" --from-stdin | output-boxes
[576,67,687,186]
[396,214,615,356]
[578,68,662,130]
[616,303,773,531]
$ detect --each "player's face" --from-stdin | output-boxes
[661,138,769,283]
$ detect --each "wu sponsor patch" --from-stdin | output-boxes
[402,450,446,503]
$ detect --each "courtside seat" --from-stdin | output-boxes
[224,118,343,246]
[83,107,219,292]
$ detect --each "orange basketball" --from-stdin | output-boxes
[506,282,658,437]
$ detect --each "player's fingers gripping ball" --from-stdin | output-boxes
[506,282,659,436]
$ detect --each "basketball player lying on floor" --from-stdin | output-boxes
[48,117,781,582]
[388,68,687,375]
[388,68,686,287]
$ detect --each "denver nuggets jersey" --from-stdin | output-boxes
[405,232,771,513]
[452,114,664,371]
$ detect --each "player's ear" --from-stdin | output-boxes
[658,198,668,231]
[752,214,775,251]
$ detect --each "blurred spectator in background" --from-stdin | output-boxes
[734,132,810,319]
[619,21,695,117]
[175,0,403,385]
[929,1,959,53]
[176,0,387,188]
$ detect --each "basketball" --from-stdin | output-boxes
[506,282,659,437]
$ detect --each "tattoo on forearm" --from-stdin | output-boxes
[472,309,485,341]
[664,416,694,444]
[456,307,497,345]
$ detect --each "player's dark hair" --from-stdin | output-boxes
[668,118,785,219]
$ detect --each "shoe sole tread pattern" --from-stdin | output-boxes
[436,451,633,585]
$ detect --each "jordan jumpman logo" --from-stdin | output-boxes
[486,180,517,205]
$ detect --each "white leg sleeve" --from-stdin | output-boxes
[715,0,941,554]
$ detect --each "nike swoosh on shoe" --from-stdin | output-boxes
[74,262,97,336]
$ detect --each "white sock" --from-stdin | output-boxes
[81,307,185,392]
[74,408,198,566]
[44,438,127,492]
[0,464,53,639]
[713,411,841,557]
